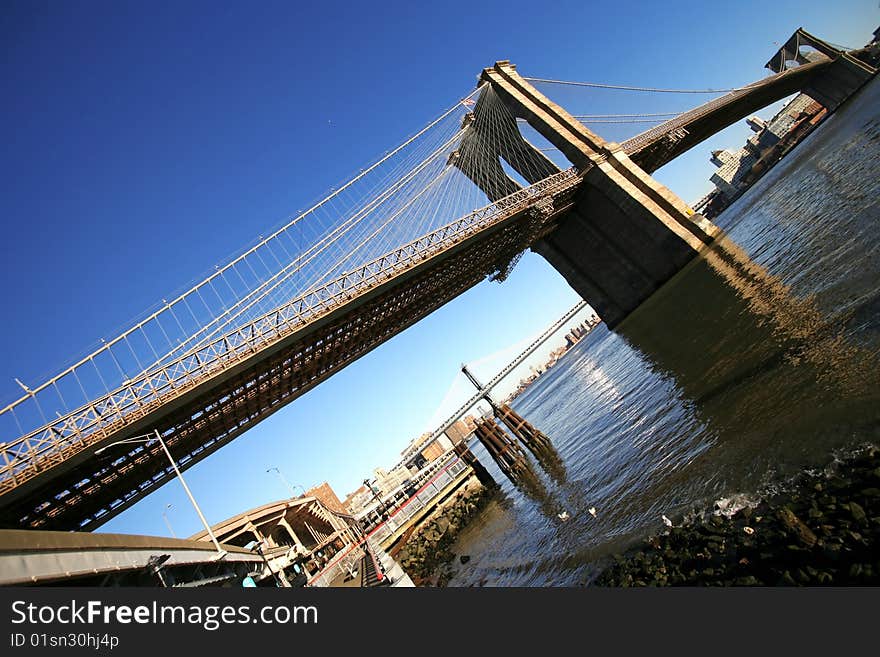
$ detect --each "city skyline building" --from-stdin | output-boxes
[705,93,827,211]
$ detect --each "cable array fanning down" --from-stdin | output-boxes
[0,82,582,496]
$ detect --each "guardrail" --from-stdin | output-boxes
[306,455,470,587]
[306,545,365,588]
[361,456,469,546]
[357,453,460,525]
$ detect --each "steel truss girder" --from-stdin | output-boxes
[2,200,558,531]
[0,171,578,504]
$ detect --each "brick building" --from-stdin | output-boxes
[304,482,347,516]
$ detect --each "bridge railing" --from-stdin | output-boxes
[306,545,366,588]
[365,456,469,545]
[0,169,578,495]
[363,448,461,516]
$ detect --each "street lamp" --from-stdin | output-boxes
[95,429,225,557]
[162,503,176,538]
[364,478,390,518]
[266,466,305,498]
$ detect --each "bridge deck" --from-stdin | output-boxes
[624,58,833,171]
[0,171,578,531]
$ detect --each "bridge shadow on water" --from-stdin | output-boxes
[578,229,880,542]
[475,219,880,527]
[450,227,880,585]
[445,70,880,587]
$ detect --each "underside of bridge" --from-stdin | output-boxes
[0,529,261,586]
[0,188,575,532]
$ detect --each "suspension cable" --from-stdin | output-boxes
[523,77,748,94]
[572,112,682,118]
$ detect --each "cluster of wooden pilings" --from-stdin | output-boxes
[495,404,566,483]
[472,404,564,492]
[473,414,533,486]
[453,441,495,488]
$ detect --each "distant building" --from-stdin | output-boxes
[399,431,433,463]
[342,484,369,515]
[444,419,473,445]
[709,147,758,199]
[507,315,601,401]
[404,432,455,470]
[764,94,818,141]
[420,434,452,462]
[304,482,347,516]
[563,316,599,348]
[705,92,826,210]
[373,465,412,497]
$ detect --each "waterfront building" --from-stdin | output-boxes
[765,94,820,139]
[399,431,433,463]
[444,419,473,445]
[304,482,348,515]
[709,147,759,199]
[343,484,370,515]
[190,495,360,586]
[373,465,414,497]
[420,434,453,461]
[706,92,826,207]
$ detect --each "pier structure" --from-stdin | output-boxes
[462,364,563,487]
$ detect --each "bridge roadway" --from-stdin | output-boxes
[623,57,840,172]
[1,37,874,533]
[0,171,579,532]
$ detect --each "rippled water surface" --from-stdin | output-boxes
[446,77,880,587]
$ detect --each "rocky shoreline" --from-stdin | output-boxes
[593,444,880,586]
[394,478,496,587]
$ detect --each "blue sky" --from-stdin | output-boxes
[1,0,875,539]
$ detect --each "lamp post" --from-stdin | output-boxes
[162,503,176,538]
[95,429,225,557]
[266,466,304,498]
[364,478,390,519]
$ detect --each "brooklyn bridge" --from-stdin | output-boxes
[0,27,876,537]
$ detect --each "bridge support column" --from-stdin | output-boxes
[765,28,877,111]
[448,84,560,202]
[480,61,719,328]
[278,517,307,555]
[800,55,876,110]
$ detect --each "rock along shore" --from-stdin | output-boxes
[394,477,496,587]
[593,444,880,586]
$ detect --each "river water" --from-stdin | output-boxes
[445,75,880,587]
